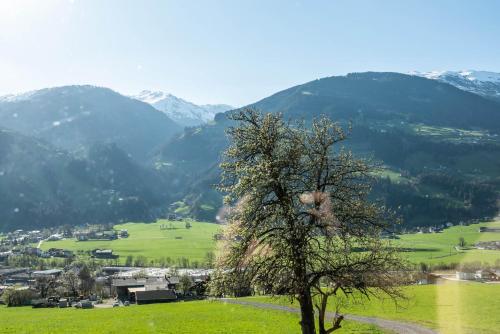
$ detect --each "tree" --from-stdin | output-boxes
[211,109,407,334]
[179,274,192,296]
[204,251,215,268]
[134,255,147,267]
[62,271,79,297]
[125,255,134,267]
[185,221,192,229]
[35,276,56,298]
[2,288,34,307]
[458,237,467,248]
[78,264,95,296]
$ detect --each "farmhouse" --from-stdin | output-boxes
[47,234,63,241]
[102,266,135,275]
[0,268,29,283]
[475,241,500,250]
[23,247,42,256]
[112,277,169,300]
[32,269,63,278]
[456,271,475,280]
[475,269,499,281]
[412,272,441,285]
[92,249,117,259]
[74,230,117,241]
[4,273,32,286]
[479,227,500,233]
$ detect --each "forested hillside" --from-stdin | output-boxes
[159,73,500,228]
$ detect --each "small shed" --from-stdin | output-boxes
[135,290,177,305]
[80,300,93,309]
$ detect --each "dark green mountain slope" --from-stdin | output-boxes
[242,72,500,130]
[0,128,173,231]
[160,72,500,228]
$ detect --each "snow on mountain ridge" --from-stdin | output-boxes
[410,70,500,100]
[132,90,233,127]
[412,70,500,83]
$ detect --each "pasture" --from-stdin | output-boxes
[247,281,500,334]
[0,300,385,334]
[40,218,500,267]
[40,220,220,266]
[396,219,500,265]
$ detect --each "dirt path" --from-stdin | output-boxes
[220,298,438,334]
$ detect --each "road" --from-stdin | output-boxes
[220,298,438,334]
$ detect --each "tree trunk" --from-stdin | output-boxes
[298,289,316,334]
[317,292,328,334]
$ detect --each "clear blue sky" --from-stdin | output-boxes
[1,0,499,106]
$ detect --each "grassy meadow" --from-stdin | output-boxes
[0,300,386,334]
[39,218,500,267]
[40,220,221,266]
[246,281,500,334]
[396,219,500,265]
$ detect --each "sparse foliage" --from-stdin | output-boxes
[62,271,79,297]
[78,264,95,296]
[180,274,192,295]
[2,288,34,307]
[211,109,408,334]
[35,276,56,298]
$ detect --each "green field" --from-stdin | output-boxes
[0,300,385,334]
[396,219,500,265]
[40,220,221,266]
[40,218,500,267]
[247,281,500,334]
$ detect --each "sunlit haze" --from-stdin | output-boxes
[1,0,500,105]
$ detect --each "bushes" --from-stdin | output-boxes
[2,289,34,307]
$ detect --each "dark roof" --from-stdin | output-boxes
[0,268,29,276]
[135,289,177,302]
[112,277,166,287]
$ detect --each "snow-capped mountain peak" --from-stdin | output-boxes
[132,90,233,127]
[410,70,500,101]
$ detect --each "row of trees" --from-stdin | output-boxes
[124,252,215,268]
[2,262,99,307]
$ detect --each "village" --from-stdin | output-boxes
[0,263,212,309]
[0,222,218,309]
[0,226,129,263]
[1,221,500,312]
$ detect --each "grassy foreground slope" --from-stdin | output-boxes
[397,219,500,265]
[247,282,500,334]
[0,301,386,334]
[41,220,220,265]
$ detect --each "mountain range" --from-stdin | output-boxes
[0,85,181,161]
[132,90,233,127]
[160,72,500,227]
[0,71,499,231]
